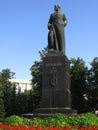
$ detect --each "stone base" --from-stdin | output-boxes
[41,55,71,108]
[33,108,77,118]
[33,54,77,118]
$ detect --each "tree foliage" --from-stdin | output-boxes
[30,48,47,109]
[15,90,34,114]
[0,69,17,116]
[86,57,98,111]
[0,68,34,116]
[30,61,42,109]
[0,76,6,121]
[70,58,88,113]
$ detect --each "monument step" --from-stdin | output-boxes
[33,107,77,118]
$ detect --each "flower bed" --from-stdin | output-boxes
[0,113,98,130]
[0,124,98,130]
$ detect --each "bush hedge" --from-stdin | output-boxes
[4,113,98,128]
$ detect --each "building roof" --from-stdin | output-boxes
[9,79,32,84]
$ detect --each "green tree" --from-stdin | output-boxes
[15,90,34,114]
[0,76,6,121]
[9,84,16,115]
[0,69,34,115]
[70,57,88,113]
[30,61,42,109]
[30,48,47,109]
[87,57,98,111]
[0,69,16,116]
[0,98,5,121]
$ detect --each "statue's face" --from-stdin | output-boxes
[54,5,60,12]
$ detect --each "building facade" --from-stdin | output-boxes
[9,79,32,92]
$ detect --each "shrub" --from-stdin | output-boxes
[78,112,98,126]
[4,115,24,126]
[4,113,98,128]
[44,113,69,128]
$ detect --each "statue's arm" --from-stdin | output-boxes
[63,14,67,26]
[48,14,53,30]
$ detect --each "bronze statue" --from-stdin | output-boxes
[48,5,67,54]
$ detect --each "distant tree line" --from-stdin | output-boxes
[0,52,98,121]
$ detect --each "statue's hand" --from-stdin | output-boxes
[64,21,67,26]
[48,24,53,30]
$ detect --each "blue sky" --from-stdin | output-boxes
[0,0,98,80]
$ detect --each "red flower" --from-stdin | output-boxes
[0,125,98,130]
[88,126,98,130]
[79,127,86,130]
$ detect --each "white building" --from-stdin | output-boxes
[9,79,32,92]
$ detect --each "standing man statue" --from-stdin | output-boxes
[48,5,67,54]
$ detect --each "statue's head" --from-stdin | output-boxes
[54,5,61,12]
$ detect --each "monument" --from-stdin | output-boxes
[34,5,77,117]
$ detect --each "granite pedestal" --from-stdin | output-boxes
[34,53,77,117]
